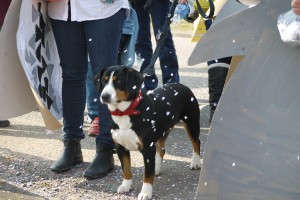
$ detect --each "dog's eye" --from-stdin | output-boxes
[101,78,107,85]
[113,76,121,85]
[113,79,122,88]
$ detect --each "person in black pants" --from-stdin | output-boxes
[204,19,232,124]
[131,0,180,91]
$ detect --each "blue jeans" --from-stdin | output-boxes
[50,9,126,146]
[86,7,138,121]
[132,0,180,90]
[86,61,99,120]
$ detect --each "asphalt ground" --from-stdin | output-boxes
[0,22,211,200]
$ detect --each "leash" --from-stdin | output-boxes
[142,0,178,76]
[142,0,214,76]
[195,0,215,19]
[143,0,152,12]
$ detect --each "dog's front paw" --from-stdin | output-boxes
[117,179,132,194]
[138,193,151,200]
[190,153,201,170]
[138,183,153,200]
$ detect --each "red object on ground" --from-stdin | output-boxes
[88,117,99,137]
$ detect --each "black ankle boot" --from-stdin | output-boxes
[208,66,229,124]
[0,120,10,127]
[50,139,83,173]
[83,144,114,180]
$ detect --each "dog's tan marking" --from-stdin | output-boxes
[122,153,132,180]
[182,122,201,169]
[104,75,109,81]
[156,136,168,158]
[137,137,144,150]
[112,75,117,81]
[155,135,168,175]
[116,89,129,102]
[183,122,200,155]
[144,175,154,184]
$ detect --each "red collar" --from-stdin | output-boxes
[110,91,142,116]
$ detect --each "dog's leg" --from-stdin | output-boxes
[138,146,156,200]
[155,133,169,175]
[182,122,201,170]
[116,145,133,194]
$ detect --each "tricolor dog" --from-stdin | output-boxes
[94,66,201,200]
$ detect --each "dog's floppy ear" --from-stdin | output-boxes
[93,68,106,92]
[124,67,145,94]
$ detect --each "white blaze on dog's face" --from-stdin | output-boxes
[100,71,117,104]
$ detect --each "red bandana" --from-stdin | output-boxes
[110,91,142,116]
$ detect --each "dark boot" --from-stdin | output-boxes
[0,120,10,127]
[50,139,83,173]
[83,143,114,180]
[208,66,229,124]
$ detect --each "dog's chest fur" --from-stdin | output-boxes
[111,115,140,151]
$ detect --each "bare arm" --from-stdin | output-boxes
[178,0,188,4]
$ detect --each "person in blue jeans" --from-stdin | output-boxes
[131,0,180,90]
[86,61,100,137]
[85,5,138,137]
[86,61,99,122]
[48,0,130,180]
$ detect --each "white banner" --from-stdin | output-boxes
[17,0,63,120]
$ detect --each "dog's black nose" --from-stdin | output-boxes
[101,93,111,103]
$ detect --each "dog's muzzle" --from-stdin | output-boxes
[100,93,112,104]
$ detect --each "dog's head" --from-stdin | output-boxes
[94,65,144,104]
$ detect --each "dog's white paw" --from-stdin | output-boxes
[138,183,153,200]
[138,193,151,200]
[117,179,132,194]
[155,154,163,175]
[190,152,201,169]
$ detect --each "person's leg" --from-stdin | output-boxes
[151,0,179,85]
[82,8,126,180]
[203,19,231,124]
[51,19,87,141]
[86,60,100,137]
[49,18,87,173]
[132,0,158,90]
[208,57,231,124]
[86,61,99,121]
